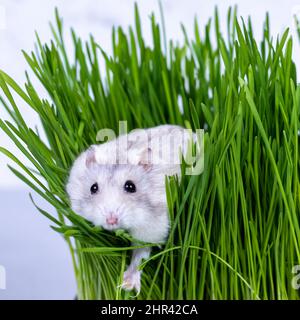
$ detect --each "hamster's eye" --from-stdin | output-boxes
[124,180,136,193]
[90,183,99,194]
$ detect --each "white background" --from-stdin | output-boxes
[0,0,299,299]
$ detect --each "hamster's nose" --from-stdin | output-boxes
[106,215,118,225]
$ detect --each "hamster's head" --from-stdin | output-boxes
[66,146,169,243]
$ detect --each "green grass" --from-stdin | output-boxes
[0,4,299,299]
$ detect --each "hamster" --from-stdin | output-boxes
[66,124,198,293]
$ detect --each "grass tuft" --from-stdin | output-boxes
[0,5,299,299]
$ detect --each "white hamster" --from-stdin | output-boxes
[66,124,197,293]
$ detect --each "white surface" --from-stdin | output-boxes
[0,189,76,299]
[0,0,300,299]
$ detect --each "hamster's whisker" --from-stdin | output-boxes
[98,206,106,215]
[116,204,125,215]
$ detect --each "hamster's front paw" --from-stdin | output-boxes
[121,269,141,293]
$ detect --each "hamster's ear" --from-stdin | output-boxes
[86,146,97,168]
[138,147,152,171]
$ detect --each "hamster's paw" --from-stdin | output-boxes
[121,269,141,293]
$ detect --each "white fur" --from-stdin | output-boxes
[66,125,197,292]
[66,124,196,243]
